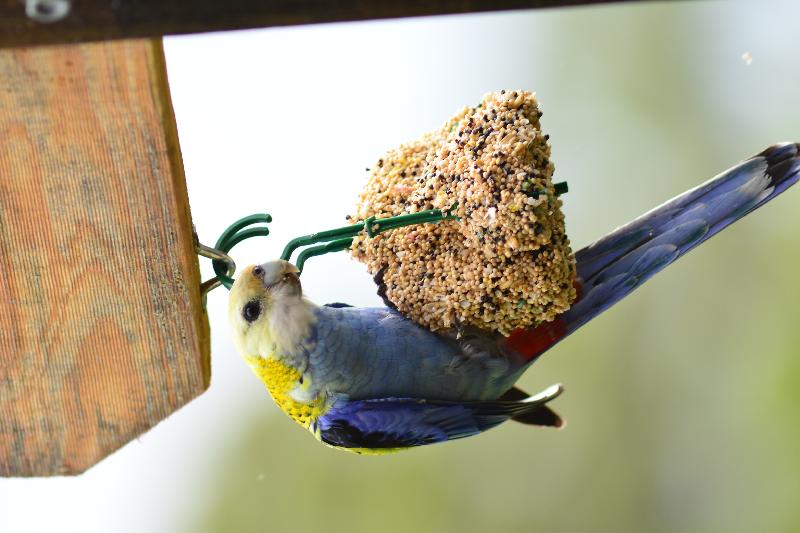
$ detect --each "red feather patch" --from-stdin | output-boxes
[503,279,582,362]
[504,318,568,362]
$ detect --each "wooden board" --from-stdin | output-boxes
[0,39,210,476]
[0,0,660,48]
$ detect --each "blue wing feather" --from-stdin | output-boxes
[318,399,486,448]
[317,392,560,449]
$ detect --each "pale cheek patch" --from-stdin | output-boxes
[268,299,315,355]
[228,268,275,356]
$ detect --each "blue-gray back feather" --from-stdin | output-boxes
[304,306,513,401]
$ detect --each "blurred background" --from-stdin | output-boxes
[3,0,800,531]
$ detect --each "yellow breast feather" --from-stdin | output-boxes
[245,356,326,429]
[246,356,409,454]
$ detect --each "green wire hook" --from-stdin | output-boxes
[279,205,460,267]
[210,213,272,290]
[199,180,568,292]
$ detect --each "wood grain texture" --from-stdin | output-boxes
[0,0,667,48]
[0,39,210,476]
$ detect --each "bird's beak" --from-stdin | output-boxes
[255,260,301,293]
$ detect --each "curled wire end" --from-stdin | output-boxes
[215,213,272,290]
[196,213,272,295]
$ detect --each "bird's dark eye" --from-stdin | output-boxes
[242,299,262,323]
[253,265,264,278]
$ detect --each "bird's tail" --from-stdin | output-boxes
[504,143,800,363]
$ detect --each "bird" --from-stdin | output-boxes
[228,143,799,453]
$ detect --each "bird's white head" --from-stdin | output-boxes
[228,260,315,359]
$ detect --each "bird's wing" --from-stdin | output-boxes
[309,305,519,400]
[503,143,800,362]
[316,384,563,450]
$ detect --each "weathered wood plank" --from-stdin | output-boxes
[0,0,666,48]
[0,39,210,476]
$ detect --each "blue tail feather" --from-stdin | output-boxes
[561,143,799,338]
